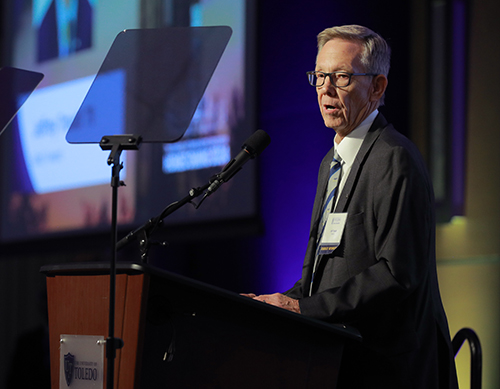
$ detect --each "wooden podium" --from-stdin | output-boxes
[42,262,360,388]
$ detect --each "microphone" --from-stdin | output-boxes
[206,129,270,195]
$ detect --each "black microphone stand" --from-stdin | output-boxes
[116,179,212,261]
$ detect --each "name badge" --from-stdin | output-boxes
[318,213,347,255]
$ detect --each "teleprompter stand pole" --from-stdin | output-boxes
[100,134,142,389]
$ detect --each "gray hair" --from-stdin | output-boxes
[317,25,391,78]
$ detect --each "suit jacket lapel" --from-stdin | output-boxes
[303,114,388,296]
[334,113,388,213]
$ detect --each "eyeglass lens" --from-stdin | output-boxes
[309,72,351,87]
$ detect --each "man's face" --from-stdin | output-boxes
[315,38,376,138]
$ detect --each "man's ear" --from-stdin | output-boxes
[370,74,388,102]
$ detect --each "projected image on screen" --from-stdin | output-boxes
[16,72,127,194]
[160,1,245,176]
[1,0,255,242]
[34,0,94,62]
[132,0,254,228]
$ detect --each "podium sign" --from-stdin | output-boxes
[59,335,105,389]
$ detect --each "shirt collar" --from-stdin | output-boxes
[335,109,378,166]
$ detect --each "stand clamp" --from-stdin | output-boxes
[100,135,143,165]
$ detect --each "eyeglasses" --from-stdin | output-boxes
[306,71,377,88]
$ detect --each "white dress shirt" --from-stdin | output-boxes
[334,109,378,208]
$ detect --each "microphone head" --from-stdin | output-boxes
[244,129,271,157]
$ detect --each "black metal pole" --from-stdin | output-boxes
[100,135,141,389]
[106,159,121,389]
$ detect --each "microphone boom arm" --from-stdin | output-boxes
[116,181,210,261]
[117,129,270,261]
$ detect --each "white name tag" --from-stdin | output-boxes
[318,213,347,255]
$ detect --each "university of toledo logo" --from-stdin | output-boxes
[64,353,75,386]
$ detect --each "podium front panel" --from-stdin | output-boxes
[45,269,148,389]
[43,262,359,388]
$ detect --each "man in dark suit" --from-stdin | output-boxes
[244,25,458,388]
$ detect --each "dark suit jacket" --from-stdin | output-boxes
[285,113,458,388]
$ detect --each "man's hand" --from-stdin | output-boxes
[241,293,301,314]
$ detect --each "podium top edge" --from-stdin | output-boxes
[41,261,362,342]
[40,261,147,276]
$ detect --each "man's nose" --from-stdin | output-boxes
[319,76,337,94]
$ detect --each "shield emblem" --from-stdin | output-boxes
[64,353,75,386]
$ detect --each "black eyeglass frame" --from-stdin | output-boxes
[306,71,378,87]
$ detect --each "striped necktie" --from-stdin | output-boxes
[309,150,342,295]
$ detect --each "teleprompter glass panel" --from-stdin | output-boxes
[66,26,232,144]
[0,67,43,137]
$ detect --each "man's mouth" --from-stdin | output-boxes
[324,104,339,112]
